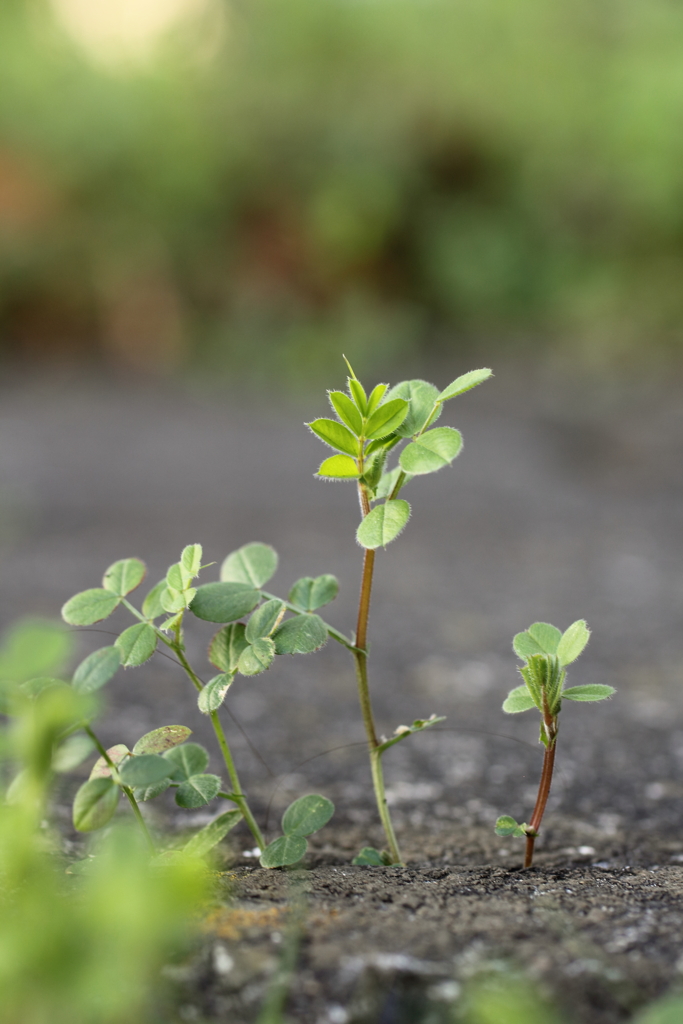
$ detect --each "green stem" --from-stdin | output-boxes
[83,724,155,854]
[172,644,266,851]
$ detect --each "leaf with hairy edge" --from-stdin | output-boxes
[133,725,192,755]
[288,575,338,612]
[502,685,537,713]
[399,427,462,475]
[89,744,131,780]
[237,638,275,675]
[182,811,243,858]
[102,558,146,596]
[198,673,234,714]
[273,614,327,655]
[220,543,278,587]
[366,384,388,417]
[160,586,191,614]
[190,582,260,623]
[513,631,545,660]
[246,599,284,642]
[562,684,615,702]
[438,368,493,402]
[134,778,171,802]
[164,742,209,780]
[328,391,363,435]
[494,815,527,838]
[347,375,367,414]
[557,620,590,666]
[52,733,95,773]
[72,646,121,694]
[62,589,120,626]
[119,754,173,787]
[73,777,120,832]
[209,623,249,673]
[528,622,562,655]
[356,499,410,549]
[175,773,221,808]
[385,380,441,437]
[307,418,359,457]
[316,454,360,479]
[181,544,202,578]
[142,580,167,619]
[364,399,408,440]
[282,794,334,836]
[260,834,307,868]
[115,623,157,667]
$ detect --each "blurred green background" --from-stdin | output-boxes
[3,0,683,381]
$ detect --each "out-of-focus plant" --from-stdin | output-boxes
[460,972,563,1024]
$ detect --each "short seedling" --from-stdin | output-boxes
[495,620,615,868]
[307,359,492,865]
[60,542,338,867]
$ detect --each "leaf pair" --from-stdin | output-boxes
[259,794,334,868]
[62,557,147,625]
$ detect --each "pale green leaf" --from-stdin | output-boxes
[72,646,121,694]
[52,733,95,773]
[259,834,307,868]
[352,847,386,866]
[328,390,363,434]
[166,564,184,591]
[356,499,410,549]
[557,620,590,666]
[190,582,260,623]
[246,599,285,642]
[494,815,527,838]
[237,637,275,675]
[347,374,367,414]
[102,558,146,597]
[512,631,545,660]
[133,725,192,755]
[142,580,167,620]
[73,778,120,832]
[182,811,242,858]
[160,586,188,614]
[198,673,234,714]
[119,754,173,787]
[20,677,64,698]
[0,619,72,683]
[364,398,408,440]
[209,623,249,673]
[288,575,339,611]
[282,794,334,837]
[181,543,203,578]
[374,466,409,500]
[366,384,388,416]
[528,622,562,655]
[562,684,615,702]
[438,368,493,402]
[399,426,462,475]
[175,773,221,808]
[62,589,120,626]
[502,685,537,713]
[89,744,130,780]
[164,742,209,780]
[220,542,279,587]
[273,614,327,654]
[316,454,360,479]
[115,622,157,667]
[385,380,441,437]
[307,417,359,456]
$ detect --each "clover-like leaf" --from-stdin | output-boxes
[399,426,462,475]
[259,834,308,869]
[119,754,173,788]
[190,582,260,623]
[557,620,590,666]
[307,418,360,457]
[220,543,279,587]
[527,622,562,655]
[72,646,121,694]
[102,558,146,597]
[494,815,528,838]
[237,637,275,675]
[134,779,172,802]
[209,623,249,673]
[73,777,121,832]
[356,499,410,549]
[438,368,493,402]
[328,391,363,435]
[288,575,339,612]
[385,380,441,437]
[182,810,243,858]
[246,599,284,642]
[273,614,327,655]
[62,589,120,626]
[115,622,157,667]
[562,684,615,702]
[164,742,210,780]
[142,580,167,620]
[512,631,545,661]
[352,846,390,866]
[316,454,361,479]
[282,794,334,837]
[364,399,408,440]
[175,773,221,808]
[198,673,234,714]
[133,725,192,756]
[502,685,538,713]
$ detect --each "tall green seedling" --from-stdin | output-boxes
[495,620,615,867]
[307,359,492,865]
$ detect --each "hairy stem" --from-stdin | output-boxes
[524,718,558,869]
[84,724,155,854]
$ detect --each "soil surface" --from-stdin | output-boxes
[2,360,683,1022]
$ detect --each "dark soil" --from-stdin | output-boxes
[2,360,683,1023]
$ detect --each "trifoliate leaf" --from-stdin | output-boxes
[399,426,462,475]
[62,589,120,626]
[307,418,359,457]
[438,368,493,402]
[119,754,173,788]
[502,685,537,713]
[557,620,590,666]
[220,543,278,587]
[209,623,249,673]
[272,614,327,655]
[562,684,615,702]
[115,622,157,667]
[364,399,409,440]
[72,646,121,694]
[385,380,441,437]
[73,778,120,832]
[356,499,410,549]
[259,834,307,869]
[190,582,260,623]
[142,580,167,620]
[133,725,192,756]
[316,454,361,479]
[288,575,339,611]
[164,742,209,780]
[102,558,146,597]
[328,391,363,434]
[237,637,275,675]
[182,811,242,858]
[528,622,562,655]
[282,794,334,837]
[175,773,221,809]
[197,673,234,714]
[246,599,284,642]
[512,631,545,660]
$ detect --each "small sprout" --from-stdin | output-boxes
[260,794,335,869]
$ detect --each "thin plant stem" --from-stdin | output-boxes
[353,481,403,865]
[83,724,155,854]
[524,715,558,869]
[172,643,266,851]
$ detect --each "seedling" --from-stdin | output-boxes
[307,359,492,864]
[495,620,615,867]
[59,543,337,867]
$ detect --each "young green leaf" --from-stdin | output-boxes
[166,564,184,591]
[209,623,249,673]
[329,391,363,435]
[259,834,308,869]
[557,620,590,666]
[527,622,562,655]
[20,677,65,699]
[182,810,243,858]
[272,614,328,655]
[220,542,279,587]
[237,637,275,675]
[175,773,222,808]
[352,847,387,866]
[364,399,408,440]
[190,582,260,623]
[246,599,284,642]
[89,744,131,780]
[52,733,95,773]
[197,673,234,714]
[133,725,192,756]
[115,622,157,667]
[512,631,546,661]
[160,586,191,614]
[385,380,441,437]
[365,383,388,417]
[346,373,367,414]
[164,742,210,780]
[102,558,147,597]
[316,454,361,479]
[307,418,360,457]
[72,646,121,694]
[502,685,538,713]
[288,575,339,611]
[562,684,615,702]
[142,580,167,620]
[181,543,203,578]
[494,815,528,838]
[399,426,462,475]
[73,777,121,832]
[282,794,334,837]
[61,589,120,626]
[438,368,493,402]
[356,499,411,549]
[119,754,173,788]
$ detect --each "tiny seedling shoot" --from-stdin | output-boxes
[307,358,492,865]
[495,620,615,868]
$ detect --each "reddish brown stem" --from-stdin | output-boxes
[524,724,557,869]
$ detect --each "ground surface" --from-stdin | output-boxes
[2,359,683,1022]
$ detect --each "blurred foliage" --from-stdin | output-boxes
[2,0,683,376]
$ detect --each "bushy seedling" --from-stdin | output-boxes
[495,620,615,867]
[307,358,492,864]
[58,543,338,867]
